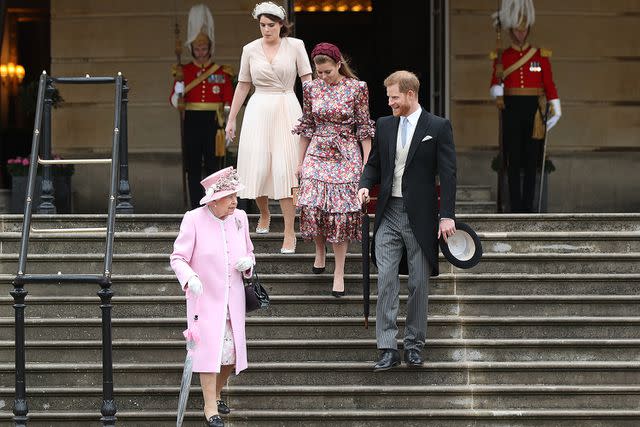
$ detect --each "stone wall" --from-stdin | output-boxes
[50,0,257,212]
[49,1,640,212]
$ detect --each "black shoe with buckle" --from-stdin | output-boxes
[217,399,230,415]
[205,414,224,427]
[403,348,423,367]
[373,349,400,372]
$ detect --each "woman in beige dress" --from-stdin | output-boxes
[225,1,312,253]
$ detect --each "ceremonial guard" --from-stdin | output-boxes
[490,0,561,213]
[171,4,234,209]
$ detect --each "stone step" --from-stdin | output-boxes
[2,316,640,341]
[1,339,639,364]
[1,385,639,412]
[3,213,640,233]
[3,294,640,318]
[3,231,640,254]
[2,361,640,387]
[456,201,496,213]
[456,185,492,202]
[2,252,639,275]
[3,273,640,296]
[2,409,640,427]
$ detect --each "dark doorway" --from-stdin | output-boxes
[293,0,431,120]
[0,0,50,189]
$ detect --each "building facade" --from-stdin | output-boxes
[13,0,640,212]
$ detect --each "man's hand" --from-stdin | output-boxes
[357,188,370,206]
[546,98,562,131]
[438,218,456,242]
[174,81,185,95]
[489,83,504,99]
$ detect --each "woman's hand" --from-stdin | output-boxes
[225,120,236,141]
[235,256,254,272]
[187,275,203,296]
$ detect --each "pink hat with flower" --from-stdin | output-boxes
[199,167,245,205]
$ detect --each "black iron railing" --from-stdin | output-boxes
[11,71,131,426]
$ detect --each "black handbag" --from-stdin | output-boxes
[244,271,270,312]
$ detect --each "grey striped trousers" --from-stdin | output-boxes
[375,197,430,351]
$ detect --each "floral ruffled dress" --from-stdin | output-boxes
[293,78,375,243]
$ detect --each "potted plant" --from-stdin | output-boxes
[7,154,74,213]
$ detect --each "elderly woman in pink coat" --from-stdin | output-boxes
[170,166,254,427]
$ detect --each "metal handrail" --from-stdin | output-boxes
[38,156,112,165]
[30,226,107,234]
[11,70,123,427]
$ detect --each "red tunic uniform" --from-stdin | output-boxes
[170,61,234,109]
[170,61,235,208]
[489,44,559,213]
[490,44,558,100]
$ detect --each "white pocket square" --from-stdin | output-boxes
[421,135,433,142]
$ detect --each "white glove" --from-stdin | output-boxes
[187,275,203,296]
[234,256,254,272]
[174,81,185,95]
[489,84,504,99]
[546,98,561,131]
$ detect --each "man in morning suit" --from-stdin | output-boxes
[358,71,457,371]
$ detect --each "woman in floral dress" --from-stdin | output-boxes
[293,42,375,296]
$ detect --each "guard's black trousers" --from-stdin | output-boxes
[183,110,223,209]
[502,95,542,213]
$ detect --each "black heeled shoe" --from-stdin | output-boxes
[331,290,345,298]
[217,399,230,415]
[205,414,224,427]
[313,247,327,274]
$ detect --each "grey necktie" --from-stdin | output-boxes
[400,117,409,148]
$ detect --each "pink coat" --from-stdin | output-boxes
[170,207,254,374]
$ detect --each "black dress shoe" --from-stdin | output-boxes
[205,414,224,427]
[331,290,345,298]
[312,266,326,274]
[217,399,230,415]
[373,349,400,372]
[403,349,423,367]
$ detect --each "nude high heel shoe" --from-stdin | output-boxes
[280,235,297,254]
[255,216,271,234]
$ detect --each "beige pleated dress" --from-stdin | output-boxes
[236,37,312,200]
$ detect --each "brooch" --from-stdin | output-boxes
[235,217,242,230]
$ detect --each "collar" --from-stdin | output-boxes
[402,107,422,127]
[511,43,531,52]
[193,59,212,69]
[205,205,231,223]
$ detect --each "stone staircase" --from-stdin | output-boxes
[1,212,640,426]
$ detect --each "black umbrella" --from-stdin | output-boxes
[361,203,370,329]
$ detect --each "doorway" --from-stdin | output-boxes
[0,0,51,189]
[292,0,434,119]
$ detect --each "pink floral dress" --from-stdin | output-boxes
[293,78,375,243]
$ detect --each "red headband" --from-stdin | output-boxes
[311,42,342,63]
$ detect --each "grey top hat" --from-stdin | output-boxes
[439,221,483,269]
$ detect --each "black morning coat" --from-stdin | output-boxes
[359,108,457,276]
